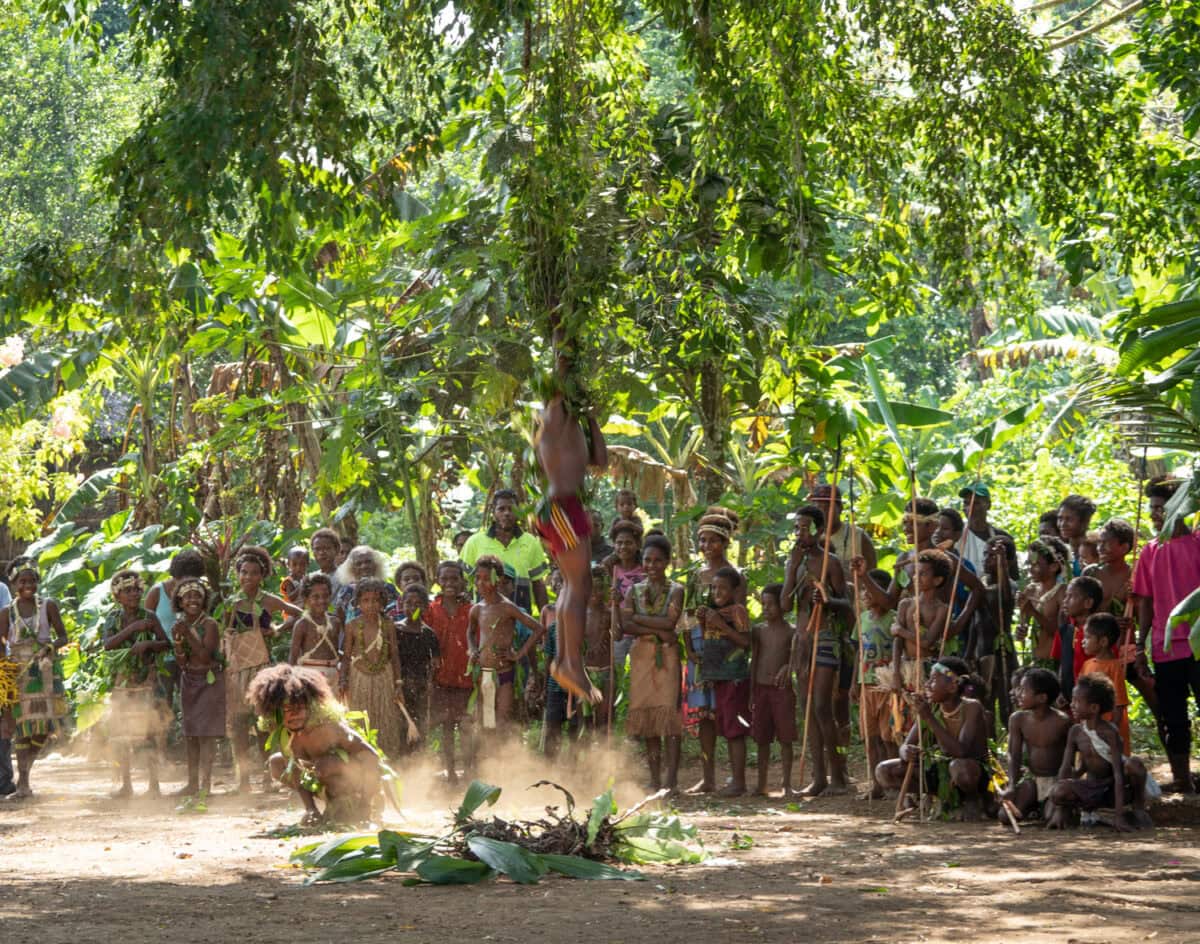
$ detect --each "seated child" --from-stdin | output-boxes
[1000,667,1071,823]
[250,663,382,825]
[1078,613,1131,755]
[288,574,341,690]
[750,583,797,796]
[1047,672,1150,831]
[696,566,752,797]
[467,555,543,734]
[875,656,989,820]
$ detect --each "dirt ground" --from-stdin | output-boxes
[4,748,1200,944]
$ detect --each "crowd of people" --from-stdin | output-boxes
[1,476,1198,832]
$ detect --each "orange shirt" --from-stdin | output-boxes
[1079,656,1130,755]
[425,595,473,690]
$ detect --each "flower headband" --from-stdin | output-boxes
[110,573,144,599]
[930,662,958,681]
[902,513,941,526]
[7,559,38,582]
[1028,539,1066,567]
[173,577,209,606]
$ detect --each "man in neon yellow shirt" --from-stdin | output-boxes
[460,489,549,614]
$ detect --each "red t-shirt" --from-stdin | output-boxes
[425,595,472,689]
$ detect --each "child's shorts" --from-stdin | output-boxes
[712,679,752,739]
[751,683,797,744]
[861,686,894,742]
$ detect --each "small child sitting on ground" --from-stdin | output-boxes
[1047,673,1150,831]
[999,667,1071,824]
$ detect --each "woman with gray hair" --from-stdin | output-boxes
[333,545,398,626]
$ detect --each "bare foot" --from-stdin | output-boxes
[797,780,828,798]
[550,659,601,705]
[824,784,850,797]
[12,784,33,799]
[717,782,746,798]
[687,779,716,795]
[171,784,199,798]
[111,784,133,799]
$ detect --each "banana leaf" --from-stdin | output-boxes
[291,832,381,868]
[413,856,493,885]
[539,854,644,881]
[308,852,397,885]
[378,830,435,870]
[588,789,616,846]
[1164,585,1200,657]
[862,354,906,462]
[466,836,548,885]
[454,779,502,825]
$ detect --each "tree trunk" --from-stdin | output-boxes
[697,356,728,504]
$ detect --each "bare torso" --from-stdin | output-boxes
[753,620,794,685]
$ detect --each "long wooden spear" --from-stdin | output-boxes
[939,447,989,657]
[909,457,926,821]
[847,465,871,800]
[1122,446,1149,662]
[795,445,843,794]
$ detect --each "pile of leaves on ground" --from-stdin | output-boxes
[289,780,705,885]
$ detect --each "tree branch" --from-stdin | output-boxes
[1047,0,1146,50]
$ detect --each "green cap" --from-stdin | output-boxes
[959,483,991,500]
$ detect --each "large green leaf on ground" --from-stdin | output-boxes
[466,836,548,885]
[539,854,644,881]
[413,856,493,885]
[454,780,502,825]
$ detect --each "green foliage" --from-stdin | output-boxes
[288,779,702,886]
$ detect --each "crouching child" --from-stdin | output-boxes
[249,663,382,825]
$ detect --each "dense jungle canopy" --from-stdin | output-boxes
[2,0,1200,623]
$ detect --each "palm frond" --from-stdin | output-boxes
[1043,367,1200,453]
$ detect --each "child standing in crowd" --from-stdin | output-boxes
[685,508,743,793]
[280,547,310,604]
[394,561,427,593]
[622,534,684,793]
[341,578,405,758]
[584,566,615,734]
[1000,667,1071,823]
[288,573,341,690]
[0,558,69,799]
[1054,574,1103,696]
[1078,613,1131,754]
[751,583,797,796]
[849,565,898,798]
[172,578,223,799]
[394,584,440,750]
[310,528,342,595]
[467,556,543,737]
[426,561,473,783]
[1057,495,1098,575]
[224,546,300,791]
[1016,536,1070,670]
[103,570,171,797]
[696,566,752,796]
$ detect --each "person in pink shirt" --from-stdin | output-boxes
[1132,478,1200,793]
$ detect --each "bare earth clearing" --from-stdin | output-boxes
[3,751,1200,944]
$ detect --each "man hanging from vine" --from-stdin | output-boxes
[531,319,608,705]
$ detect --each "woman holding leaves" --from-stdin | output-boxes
[621,534,684,794]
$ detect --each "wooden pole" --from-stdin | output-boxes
[608,598,619,747]
[1121,446,1149,658]
[908,457,925,821]
[847,465,871,800]
[795,447,842,794]
[939,449,988,656]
